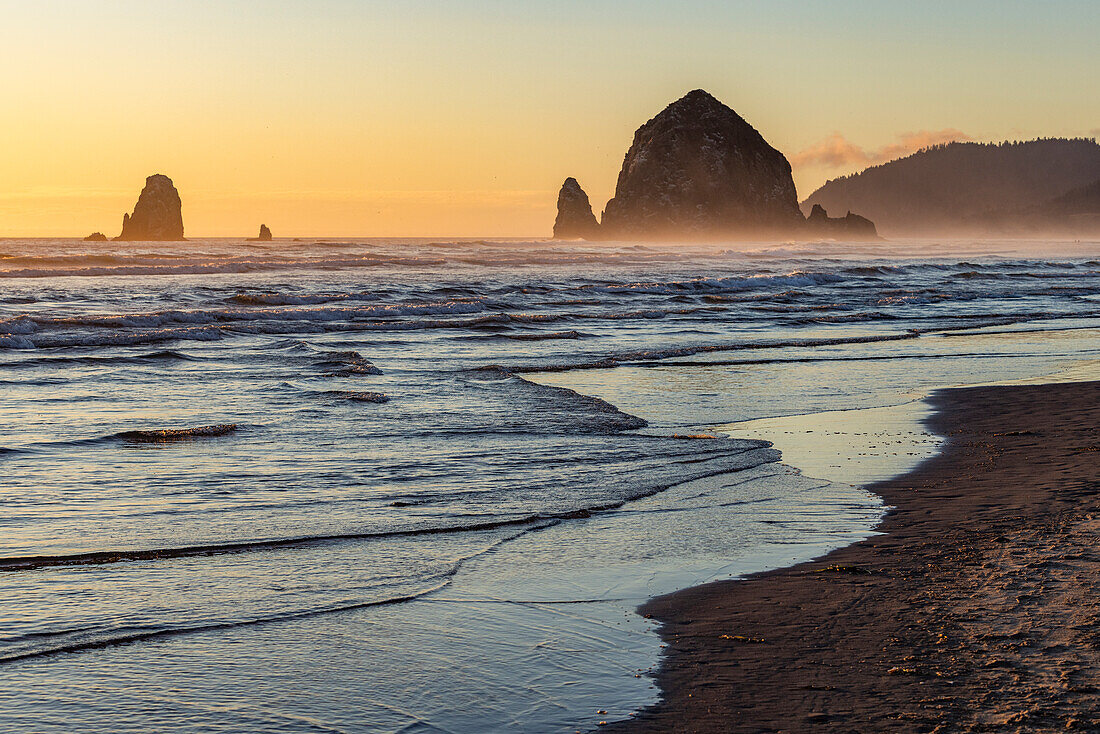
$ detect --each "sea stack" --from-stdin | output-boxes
[83,232,108,242]
[600,90,804,239]
[552,178,600,239]
[250,224,273,241]
[115,174,184,241]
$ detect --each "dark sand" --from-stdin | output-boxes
[609,381,1100,733]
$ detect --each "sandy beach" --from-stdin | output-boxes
[611,380,1100,733]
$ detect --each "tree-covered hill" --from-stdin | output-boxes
[802,139,1100,235]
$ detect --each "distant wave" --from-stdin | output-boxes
[0,246,1092,281]
[317,390,390,403]
[0,350,196,369]
[0,304,736,351]
[0,246,709,279]
[789,311,900,324]
[5,300,487,331]
[0,325,225,350]
[0,301,492,349]
[565,261,1093,298]
[0,254,449,279]
[578,270,845,296]
[504,330,586,341]
[3,301,1094,351]
[0,424,245,456]
[701,289,807,303]
[230,291,382,306]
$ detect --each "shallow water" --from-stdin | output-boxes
[1,237,1098,732]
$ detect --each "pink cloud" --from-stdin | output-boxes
[792,129,972,169]
[788,133,873,168]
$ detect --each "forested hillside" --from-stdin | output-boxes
[802,139,1100,235]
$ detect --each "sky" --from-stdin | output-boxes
[1,0,1097,237]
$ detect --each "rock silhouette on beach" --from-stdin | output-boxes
[552,178,601,239]
[83,232,108,242]
[114,174,184,241]
[805,204,878,239]
[600,89,804,239]
[552,89,877,241]
[249,224,273,241]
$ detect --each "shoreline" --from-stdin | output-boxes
[608,380,1100,732]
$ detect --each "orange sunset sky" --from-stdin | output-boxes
[2,0,1097,237]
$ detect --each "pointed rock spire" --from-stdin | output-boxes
[553,178,601,239]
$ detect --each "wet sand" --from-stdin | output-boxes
[609,380,1100,733]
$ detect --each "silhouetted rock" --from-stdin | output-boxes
[248,224,273,241]
[805,204,878,239]
[600,90,803,239]
[114,174,184,241]
[806,203,829,224]
[83,232,108,242]
[841,211,877,238]
[553,178,600,239]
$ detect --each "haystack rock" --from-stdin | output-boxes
[805,204,878,239]
[249,224,273,241]
[114,174,184,241]
[600,90,804,239]
[552,178,600,239]
[83,232,108,242]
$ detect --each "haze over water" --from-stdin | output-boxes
[1,236,1098,732]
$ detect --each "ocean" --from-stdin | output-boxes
[1,236,1097,732]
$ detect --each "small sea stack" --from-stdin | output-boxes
[114,174,185,241]
[248,224,273,242]
[804,204,878,239]
[83,232,108,242]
